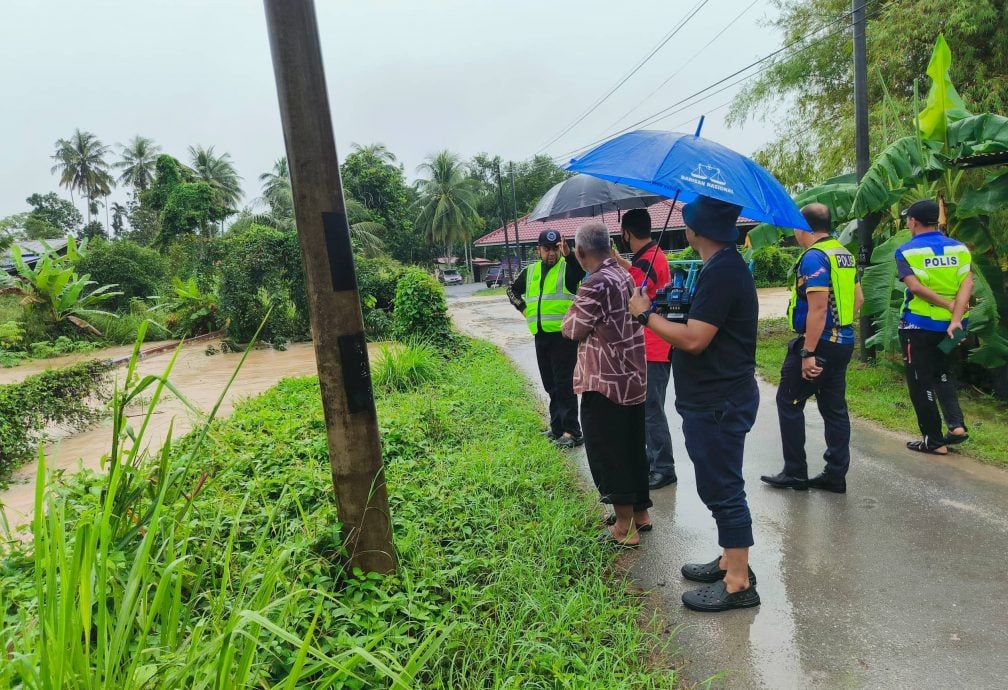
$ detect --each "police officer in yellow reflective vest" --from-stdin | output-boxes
[895,200,973,455]
[507,229,586,449]
[761,203,863,494]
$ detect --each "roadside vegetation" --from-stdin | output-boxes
[756,318,1008,468]
[0,337,677,688]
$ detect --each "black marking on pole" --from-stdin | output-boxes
[322,211,358,292]
[338,332,376,415]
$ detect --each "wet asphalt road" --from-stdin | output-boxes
[447,283,1008,689]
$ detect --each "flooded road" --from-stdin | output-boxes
[447,284,1008,689]
[1,341,321,528]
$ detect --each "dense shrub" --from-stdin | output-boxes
[76,239,170,311]
[357,255,405,340]
[392,267,454,348]
[217,225,309,344]
[0,359,112,478]
[356,255,406,311]
[751,245,802,288]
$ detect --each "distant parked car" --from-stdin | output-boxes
[437,269,463,286]
[485,265,509,288]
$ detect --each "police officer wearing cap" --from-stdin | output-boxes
[761,203,863,494]
[896,200,973,455]
[507,229,586,449]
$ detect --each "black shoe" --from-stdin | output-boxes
[808,472,846,494]
[760,471,808,490]
[648,471,677,490]
[681,556,757,585]
[682,580,760,612]
[555,434,582,450]
[541,430,557,441]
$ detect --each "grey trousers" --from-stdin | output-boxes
[645,361,676,475]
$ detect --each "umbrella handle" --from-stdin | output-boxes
[641,189,681,291]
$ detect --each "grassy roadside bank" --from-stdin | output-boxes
[756,318,1008,468]
[473,286,507,297]
[1,339,676,688]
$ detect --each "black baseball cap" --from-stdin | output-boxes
[902,200,940,226]
[538,229,562,246]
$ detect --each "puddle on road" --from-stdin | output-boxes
[1,342,323,529]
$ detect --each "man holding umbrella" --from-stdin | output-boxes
[629,195,760,612]
[507,229,586,449]
[568,126,813,611]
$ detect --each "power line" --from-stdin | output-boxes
[603,0,760,134]
[534,0,709,155]
[549,0,875,164]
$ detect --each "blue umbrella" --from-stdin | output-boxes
[566,125,810,231]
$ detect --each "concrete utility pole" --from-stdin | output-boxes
[496,162,515,281]
[263,0,395,573]
[853,0,876,361]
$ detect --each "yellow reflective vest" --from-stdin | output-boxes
[787,237,857,332]
[524,259,576,334]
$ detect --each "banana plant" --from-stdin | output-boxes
[1,244,121,336]
[753,35,1008,369]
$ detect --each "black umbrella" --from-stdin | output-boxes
[529,174,666,222]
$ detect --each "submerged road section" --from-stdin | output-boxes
[448,283,1008,689]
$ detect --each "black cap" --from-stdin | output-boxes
[538,229,561,246]
[902,200,940,226]
[682,196,742,242]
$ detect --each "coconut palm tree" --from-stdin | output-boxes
[258,157,293,217]
[51,129,114,226]
[413,150,479,261]
[189,145,243,234]
[115,135,161,194]
[350,142,397,164]
[189,146,242,204]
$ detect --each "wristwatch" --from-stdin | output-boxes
[799,348,816,359]
[636,308,653,326]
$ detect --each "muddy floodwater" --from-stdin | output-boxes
[1,341,321,528]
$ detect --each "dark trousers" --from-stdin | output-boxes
[645,361,675,475]
[534,332,581,437]
[581,391,651,510]
[677,379,759,549]
[776,337,854,479]
[900,329,966,441]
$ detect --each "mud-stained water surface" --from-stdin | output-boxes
[1,341,322,528]
[446,282,1008,690]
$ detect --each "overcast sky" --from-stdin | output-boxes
[1,0,787,219]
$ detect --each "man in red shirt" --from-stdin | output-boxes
[612,208,677,489]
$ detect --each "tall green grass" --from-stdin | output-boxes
[371,339,441,392]
[1,335,677,687]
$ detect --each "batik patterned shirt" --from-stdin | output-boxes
[561,257,647,405]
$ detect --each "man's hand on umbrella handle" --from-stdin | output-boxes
[629,286,652,317]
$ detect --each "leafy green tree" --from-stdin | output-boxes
[728,0,1008,190]
[24,192,83,239]
[115,135,161,194]
[142,155,222,245]
[0,213,28,250]
[50,129,114,226]
[413,150,480,259]
[351,141,397,164]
